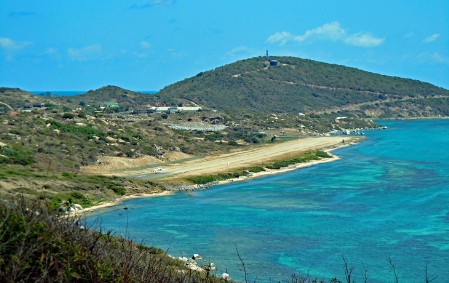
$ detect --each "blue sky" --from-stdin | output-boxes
[1,0,448,91]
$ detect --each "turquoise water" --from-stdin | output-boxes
[87,120,449,282]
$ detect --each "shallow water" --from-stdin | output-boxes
[88,119,449,282]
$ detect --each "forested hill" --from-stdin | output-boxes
[157,56,449,118]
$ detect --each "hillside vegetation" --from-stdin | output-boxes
[4,55,448,203]
[1,56,446,281]
[3,55,448,204]
[158,56,449,118]
[0,88,59,111]
[0,198,225,283]
[52,85,158,111]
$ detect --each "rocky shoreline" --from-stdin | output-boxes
[79,140,360,214]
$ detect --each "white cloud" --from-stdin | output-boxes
[419,52,449,65]
[345,33,384,47]
[140,41,151,48]
[167,48,186,58]
[130,0,174,9]
[46,47,57,55]
[267,21,384,48]
[0,37,32,60]
[226,46,258,58]
[44,47,62,59]
[0,37,32,49]
[67,44,101,61]
[294,21,346,42]
[423,33,440,43]
[267,32,293,45]
[0,37,16,48]
[403,32,414,39]
[153,0,174,5]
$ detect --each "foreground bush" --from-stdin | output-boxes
[0,198,224,282]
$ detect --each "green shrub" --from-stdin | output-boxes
[47,191,93,210]
[0,144,35,165]
[186,170,252,184]
[62,112,75,119]
[315,150,331,158]
[1,199,221,282]
[107,184,126,196]
[246,166,266,173]
[69,192,92,207]
[62,172,77,179]
[266,151,331,170]
[186,175,220,184]
[49,120,104,139]
[11,187,36,195]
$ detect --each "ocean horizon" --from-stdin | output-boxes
[30,90,158,96]
[87,119,449,282]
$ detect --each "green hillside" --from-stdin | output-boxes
[0,88,59,111]
[157,56,449,118]
[53,85,157,110]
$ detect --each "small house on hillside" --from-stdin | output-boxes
[179,106,202,112]
[21,105,33,112]
[201,116,222,124]
[155,106,179,114]
[101,102,119,109]
[269,60,279,66]
[20,103,48,112]
[335,116,347,123]
[132,107,156,114]
[168,106,179,114]
[155,106,202,114]
[155,106,170,113]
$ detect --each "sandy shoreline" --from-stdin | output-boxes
[215,151,340,186]
[79,190,174,215]
[83,136,353,179]
[210,139,362,187]
[81,139,359,214]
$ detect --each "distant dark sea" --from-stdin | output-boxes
[30,90,157,96]
[30,91,86,96]
[87,119,449,283]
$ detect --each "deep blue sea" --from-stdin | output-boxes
[87,119,449,282]
[30,90,157,96]
[30,91,87,96]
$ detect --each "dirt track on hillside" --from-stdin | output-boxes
[81,152,192,174]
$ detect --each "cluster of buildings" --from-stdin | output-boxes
[20,103,48,113]
[84,101,203,116]
[131,105,202,115]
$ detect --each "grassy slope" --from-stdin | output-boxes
[52,85,158,110]
[0,88,59,110]
[157,56,449,117]
[0,110,233,207]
